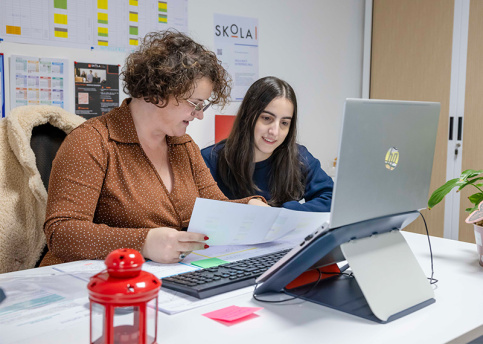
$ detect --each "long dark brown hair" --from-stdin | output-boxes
[216,76,305,206]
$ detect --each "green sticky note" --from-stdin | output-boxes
[191,258,229,268]
[54,0,67,9]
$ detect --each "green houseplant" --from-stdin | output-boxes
[428,169,483,220]
[428,169,483,266]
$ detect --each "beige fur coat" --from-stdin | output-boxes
[0,105,85,273]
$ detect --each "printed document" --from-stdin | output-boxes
[188,198,330,245]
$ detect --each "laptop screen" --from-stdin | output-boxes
[329,99,440,229]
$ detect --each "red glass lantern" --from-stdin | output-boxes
[88,249,161,344]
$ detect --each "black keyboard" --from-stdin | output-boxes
[161,249,290,299]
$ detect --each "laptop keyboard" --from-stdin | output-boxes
[161,249,290,299]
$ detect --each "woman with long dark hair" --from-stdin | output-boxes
[201,76,333,212]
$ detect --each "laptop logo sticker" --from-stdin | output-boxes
[385,147,399,170]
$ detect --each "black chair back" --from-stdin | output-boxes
[30,123,67,190]
[30,123,67,267]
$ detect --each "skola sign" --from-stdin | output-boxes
[215,24,255,39]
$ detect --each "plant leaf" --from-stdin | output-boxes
[428,178,460,209]
[460,169,483,180]
[457,177,483,191]
[466,177,483,184]
[466,205,479,213]
[456,181,473,191]
[468,193,483,205]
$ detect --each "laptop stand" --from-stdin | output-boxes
[254,211,435,323]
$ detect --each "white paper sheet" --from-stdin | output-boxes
[0,273,90,343]
[188,198,330,245]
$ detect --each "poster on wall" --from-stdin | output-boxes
[74,62,119,119]
[214,14,259,101]
[0,54,5,117]
[9,55,69,111]
[0,0,188,51]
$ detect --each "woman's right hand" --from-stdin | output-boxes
[248,198,270,207]
[141,227,209,263]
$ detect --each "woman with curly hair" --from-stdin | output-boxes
[202,76,333,212]
[41,30,266,266]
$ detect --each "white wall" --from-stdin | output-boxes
[1,0,365,172]
[188,0,365,171]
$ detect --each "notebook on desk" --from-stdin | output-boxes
[254,98,440,322]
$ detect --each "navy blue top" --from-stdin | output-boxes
[201,143,333,212]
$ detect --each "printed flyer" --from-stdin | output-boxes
[74,62,119,119]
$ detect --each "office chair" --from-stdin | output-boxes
[30,124,67,195]
[30,123,68,266]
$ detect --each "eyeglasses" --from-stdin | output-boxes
[186,99,212,112]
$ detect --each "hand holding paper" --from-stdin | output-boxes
[188,198,330,245]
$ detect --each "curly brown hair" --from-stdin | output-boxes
[122,30,231,107]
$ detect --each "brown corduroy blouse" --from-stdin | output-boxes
[41,99,255,266]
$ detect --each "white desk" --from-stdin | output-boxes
[2,232,483,344]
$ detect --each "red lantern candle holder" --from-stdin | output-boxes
[88,249,161,344]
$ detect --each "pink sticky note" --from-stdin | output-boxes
[202,305,263,322]
[213,313,260,327]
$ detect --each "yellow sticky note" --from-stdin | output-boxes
[54,13,68,25]
[54,29,68,38]
[97,0,108,9]
[130,0,138,6]
[129,38,138,46]
[129,12,138,22]
[98,12,108,21]
[6,25,21,35]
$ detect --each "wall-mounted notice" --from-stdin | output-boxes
[214,14,259,101]
[74,62,119,119]
[95,0,188,50]
[10,55,69,111]
[0,0,188,51]
[0,54,5,117]
[1,0,94,49]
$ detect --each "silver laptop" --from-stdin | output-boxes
[255,98,440,287]
[330,98,440,228]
